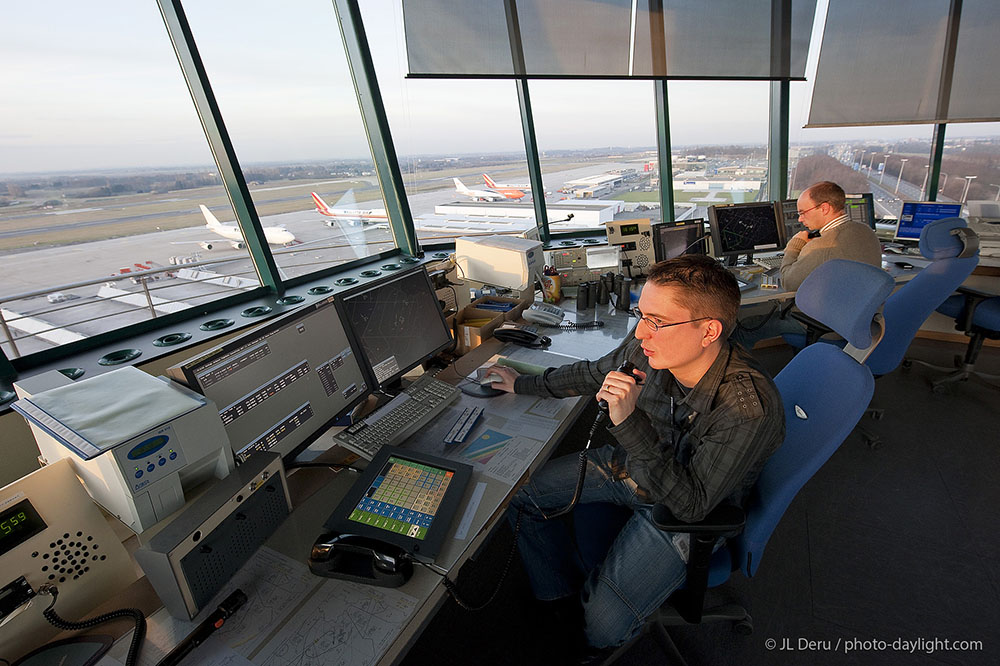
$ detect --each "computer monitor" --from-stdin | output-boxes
[707,202,782,262]
[894,202,963,241]
[650,218,708,262]
[168,297,371,464]
[775,199,807,243]
[338,267,454,390]
[845,192,876,229]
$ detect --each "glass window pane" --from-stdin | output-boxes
[939,124,1000,214]
[0,3,241,359]
[668,81,770,223]
[364,1,536,246]
[182,0,396,282]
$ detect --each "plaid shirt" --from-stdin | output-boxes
[514,337,785,522]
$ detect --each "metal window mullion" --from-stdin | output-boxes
[333,0,418,257]
[654,80,675,224]
[768,80,790,201]
[156,0,281,292]
[517,80,550,242]
[927,123,947,202]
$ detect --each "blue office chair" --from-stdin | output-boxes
[780,218,979,359]
[864,217,979,377]
[904,288,1000,391]
[575,260,894,665]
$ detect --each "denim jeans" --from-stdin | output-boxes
[507,445,687,649]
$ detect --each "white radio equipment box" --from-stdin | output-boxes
[455,235,543,292]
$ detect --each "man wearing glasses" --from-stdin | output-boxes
[779,180,881,292]
[734,180,882,348]
[486,255,784,661]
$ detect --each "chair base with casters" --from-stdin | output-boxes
[903,287,1000,392]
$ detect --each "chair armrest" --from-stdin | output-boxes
[652,504,746,624]
[955,287,997,331]
[651,503,746,534]
[788,310,836,345]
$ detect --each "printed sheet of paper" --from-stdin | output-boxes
[253,578,419,666]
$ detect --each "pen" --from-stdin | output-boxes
[155,589,248,666]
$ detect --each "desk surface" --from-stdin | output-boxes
[96,305,632,666]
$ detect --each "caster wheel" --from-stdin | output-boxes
[901,359,912,370]
[931,383,946,394]
[733,617,753,635]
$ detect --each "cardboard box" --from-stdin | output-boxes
[453,306,505,355]
[470,295,531,323]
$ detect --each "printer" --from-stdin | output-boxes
[13,367,234,534]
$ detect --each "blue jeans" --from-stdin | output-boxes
[507,445,687,649]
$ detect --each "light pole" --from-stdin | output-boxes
[894,158,909,195]
[939,172,949,196]
[858,149,867,170]
[920,164,930,200]
[868,152,877,172]
[880,153,892,184]
[991,184,1000,201]
[961,175,977,204]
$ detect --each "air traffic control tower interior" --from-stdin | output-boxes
[1,1,999,665]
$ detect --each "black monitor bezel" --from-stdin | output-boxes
[775,199,807,244]
[893,201,963,242]
[845,192,877,230]
[171,296,372,465]
[650,218,708,261]
[336,266,454,391]
[321,445,473,560]
[707,202,782,258]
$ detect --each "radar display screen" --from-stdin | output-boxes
[777,200,807,242]
[339,268,453,388]
[709,202,782,257]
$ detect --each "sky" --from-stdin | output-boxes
[1,0,997,175]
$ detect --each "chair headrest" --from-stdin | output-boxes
[919,217,978,259]
[795,259,895,349]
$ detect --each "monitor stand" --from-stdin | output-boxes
[725,253,754,268]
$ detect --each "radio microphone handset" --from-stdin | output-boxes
[540,358,640,520]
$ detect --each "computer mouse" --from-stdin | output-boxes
[893,261,914,270]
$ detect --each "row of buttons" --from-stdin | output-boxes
[134,451,179,478]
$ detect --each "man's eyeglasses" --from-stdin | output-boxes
[797,202,824,216]
[630,308,711,333]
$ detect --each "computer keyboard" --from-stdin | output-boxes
[753,255,784,271]
[333,373,460,460]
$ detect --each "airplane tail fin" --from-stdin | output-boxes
[311,192,332,216]
[483,174,497,188]
[453,178,470,194]
[200,204,223,229]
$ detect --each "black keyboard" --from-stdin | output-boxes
[332,374,460,460]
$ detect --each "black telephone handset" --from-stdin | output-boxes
[597,360,637,413]
[493,324,551,348]
[807,229,822,239]
[309,532,413,588]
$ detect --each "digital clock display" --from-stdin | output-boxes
[0,499,47,557]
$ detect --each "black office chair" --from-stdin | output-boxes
[574,260,894,665]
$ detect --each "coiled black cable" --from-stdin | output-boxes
[38,584,146,666]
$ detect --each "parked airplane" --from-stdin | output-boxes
[311,191,388,226]
[453,177,507,202]
[183,205,296,250]
[479,174,526,199]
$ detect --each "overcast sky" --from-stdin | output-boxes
[1,0,996,175]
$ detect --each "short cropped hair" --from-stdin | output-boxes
[646,254,740,340]
[804,181,846,213]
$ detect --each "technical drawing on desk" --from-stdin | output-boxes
[254,577,417,666]
[108,547,320,666]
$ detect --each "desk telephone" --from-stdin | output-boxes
[522,301,564,325]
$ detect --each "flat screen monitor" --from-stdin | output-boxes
[167,297,371,464]
[708,202,782,259]
[320,446,472,560]
[775,199,807,243]
[845,192,876,229]
[894,202,963,241]
[338,267,453,389]
[650,218,708,262]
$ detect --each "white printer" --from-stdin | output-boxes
[13,367,234,534]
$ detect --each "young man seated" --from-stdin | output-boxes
[486,254,786,660]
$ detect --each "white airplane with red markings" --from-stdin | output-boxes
[311,191,388,226]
